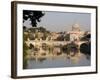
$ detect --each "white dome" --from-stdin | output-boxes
[72,23,80,28]
[72,23,80,31]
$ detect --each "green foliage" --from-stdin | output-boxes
[23,33,29,41]
[64,34,70,41]
[23,10,45,27]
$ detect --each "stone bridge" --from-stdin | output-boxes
[25,40,89,59]
[25,40,88,48]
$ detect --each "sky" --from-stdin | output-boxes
[23,11,91,32]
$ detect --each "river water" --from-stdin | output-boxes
[25,51,90,69]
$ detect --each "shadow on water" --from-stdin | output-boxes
[80,42,91,60]
[38,58,46,62]
[62,41,79,57]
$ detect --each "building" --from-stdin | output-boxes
[68,24,85,41]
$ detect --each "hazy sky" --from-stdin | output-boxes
[24,11,91,32]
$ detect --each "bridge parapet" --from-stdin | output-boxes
[25,40,88,48]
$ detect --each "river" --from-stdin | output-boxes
[24,51,90,69]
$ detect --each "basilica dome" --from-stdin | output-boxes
[72,23,80,31]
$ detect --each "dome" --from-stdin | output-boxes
[72,23,80,28]
[72,23,80,31]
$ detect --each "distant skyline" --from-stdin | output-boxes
[23,11,91,32]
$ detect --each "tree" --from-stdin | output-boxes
[39,27,46,32]
[80,33,91,41]
[64,34,70,41]
[56,35,64,41]
[23,10,45,27]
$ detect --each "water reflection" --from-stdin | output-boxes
[23,44,91,69]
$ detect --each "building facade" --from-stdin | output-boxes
[68,24,85,41]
